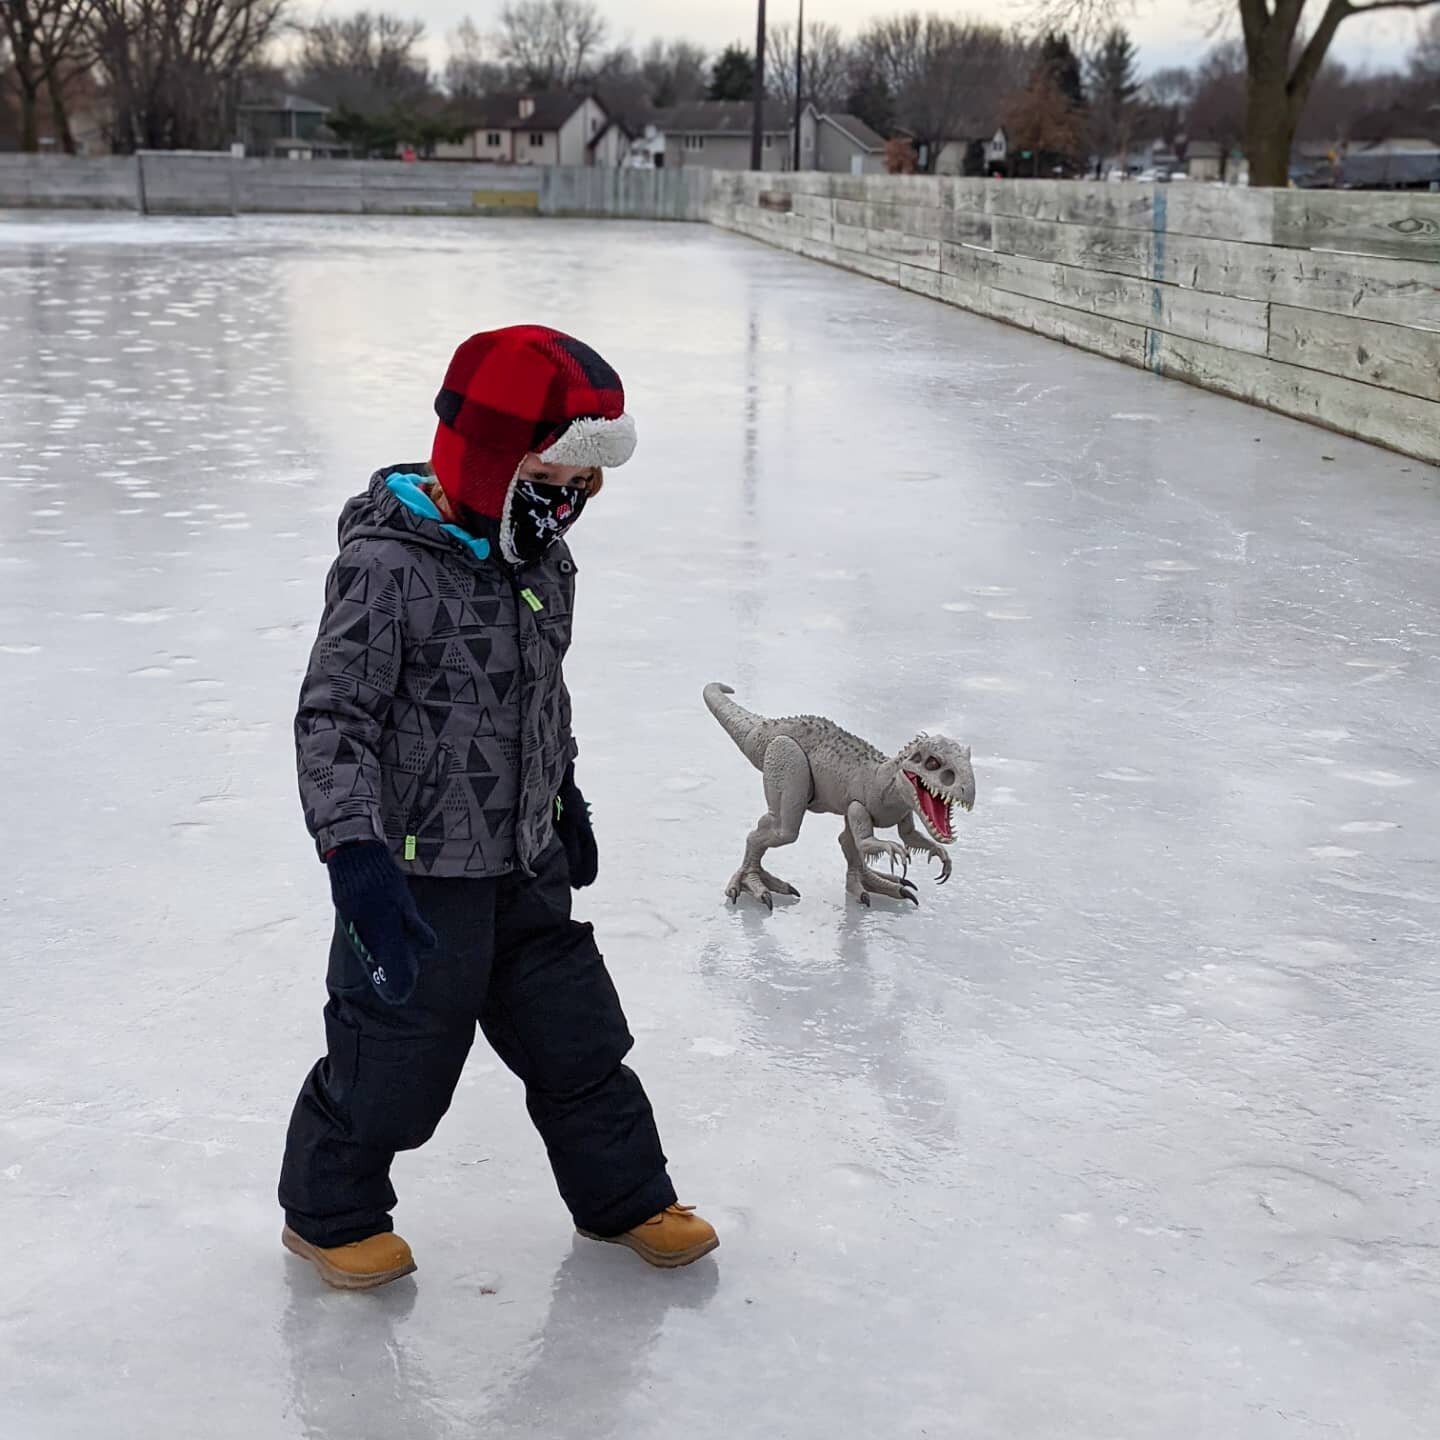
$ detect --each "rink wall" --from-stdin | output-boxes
[707,172,1440,465]
[5,156,1436,461]
[0,154,712,221]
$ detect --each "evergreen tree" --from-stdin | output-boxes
[708,44,757,102]
[1041,32,1084,108]
[846,61,894,137]
[1085,26,1140,172]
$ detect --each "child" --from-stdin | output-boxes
[278,325,717,1290]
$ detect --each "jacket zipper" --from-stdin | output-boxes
[404,741,455,859]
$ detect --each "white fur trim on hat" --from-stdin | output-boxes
[540,412,637,470]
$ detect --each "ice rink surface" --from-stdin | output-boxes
[2,213,1438,1439]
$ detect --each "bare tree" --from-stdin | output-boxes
[1416,9,1440,75]
[639,37,708,107]
[444,16,504,97]
[0,0,96,151]
[1035,0,1440,185]
[297,11,430,111]
[1294,56,1407,138]
[1188,40,1247,177]
[93,0,287,151]
[495,0,606,89]
[766,20,850,110]
[855,14,1026,171]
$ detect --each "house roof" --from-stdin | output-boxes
[239,90,329,115]
[654,100,790,136]
[1186,140,1223,158]
[587,116,634,149]
[1341,149,1440,186]
[820,112,885,152]
[1355,137,1440,154]
[457,91,596,134]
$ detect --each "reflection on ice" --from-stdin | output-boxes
[3,213,1439,1440]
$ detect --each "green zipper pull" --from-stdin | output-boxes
[404,835,417,861]
[520,587,544,613]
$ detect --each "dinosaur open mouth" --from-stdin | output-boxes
[906,772,956,843]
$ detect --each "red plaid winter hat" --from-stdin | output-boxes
[431,325,638,519]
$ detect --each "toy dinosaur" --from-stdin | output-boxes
[704,684,976,909]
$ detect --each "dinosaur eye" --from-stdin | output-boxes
[925,757,942,771]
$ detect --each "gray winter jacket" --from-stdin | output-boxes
[296,466,577,878]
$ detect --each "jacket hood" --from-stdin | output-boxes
[337,464,498,560]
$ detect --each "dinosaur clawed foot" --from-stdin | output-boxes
[726,868,801,911]
[848,868,920,908]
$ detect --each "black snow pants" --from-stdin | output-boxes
[279,840,676,1247]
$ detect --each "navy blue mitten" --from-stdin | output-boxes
[327,842,437,1005]
[555,764,598,889]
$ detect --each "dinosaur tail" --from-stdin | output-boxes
[704,683,769,769]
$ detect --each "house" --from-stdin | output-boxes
[934,122,1005,177]
[586,117,632,168]
[1340,139,1440,190]
[237,92,344,158]
[1185,140,1225,182]
[794,106,887,174]
[624,124,669,168]
[650,101,792,171]
[434,93,620,166]
[1287,139,1340,188]
[985,127,1009,175]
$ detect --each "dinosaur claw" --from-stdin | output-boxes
[859,894,871,908]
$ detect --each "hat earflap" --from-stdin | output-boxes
[540,413,637,471]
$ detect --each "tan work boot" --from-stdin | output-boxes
[579,1204,719,1268]
[282,1225,417,1290]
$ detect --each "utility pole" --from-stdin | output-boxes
[792,0,805,171]
[750,0,767,171]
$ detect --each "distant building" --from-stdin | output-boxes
[934,124,1006,177]
[237,92,346,159]
[624,124,668,168]
[1185,140,1226,182]
[1340,139,1440,190]
[1294,100,1440,189]
[650,101,792,171]
[985,128,1009,175]
[797,106,888,175]
[435,93,621,166]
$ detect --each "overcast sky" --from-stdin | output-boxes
[311,0,1427,79]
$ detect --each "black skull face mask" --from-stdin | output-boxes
[500,477,589,566]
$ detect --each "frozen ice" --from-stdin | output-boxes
[3,213,1440,1439]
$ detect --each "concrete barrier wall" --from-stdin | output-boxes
[540,165,711,221]
[708,172,1440,465]
[0,154,139,209]
[0,154,709,220]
